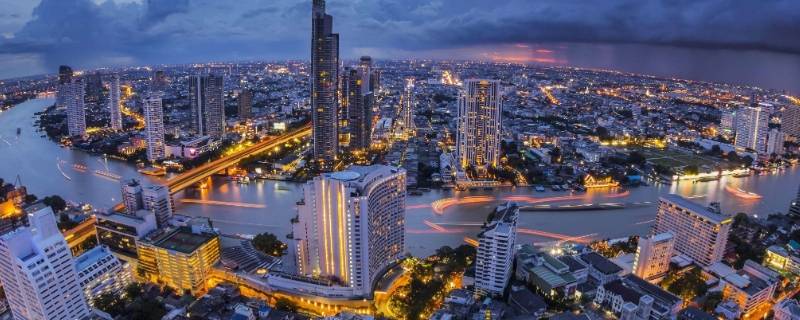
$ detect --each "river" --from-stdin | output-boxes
[2,98,799,257]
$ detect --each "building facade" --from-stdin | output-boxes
[121,178,143,215]
[734,105,769,153]
[56,65,73,108]
[294,165,406,297]
[0,203,91,320]
[137,227,221,295]
[783,104,800,139]
[143,93,166,161]
[767,128,785,155]
[311,0,340,170]
[64,78,86,137]
[652,195,731,266]
[342,66,372,151]
[142,184,173,228]
[632,232,674,282]
[75,245,132,307]
[475,203,519,297]
[456,79,502,176]
[108,74,123,130]
[238,89,253,120]
[189,74,226,139]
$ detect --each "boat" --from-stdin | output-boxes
[724,184,762,200]
[732,172,751,178]
[94,170,122,180]
[235,233,255,240]
[138,166,166,176]
[238,176,251,184]
[551,185,562,191]
[695,176,720,183]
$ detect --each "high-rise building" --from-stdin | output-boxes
[311,0,340,170]
[84,72,104,103]
[767,128,785,155]
[75,245,133,307]
[788,185,800,218]
[475,203,519,297]
[735,105,769,153]
[342,67,371,151]
[143,93,166,161]
[152,70,168,91]
[108,74,123,130]
[631,232,674,282]
[783,104,800,138]
[142,184,173,228]
[294,165,405,297]
[189,74,226,139]
[121,178,143,215]
[457,79,502,176]
[137,227,221,295]
[0,203,91,320]
[95,209,157,257]
[56,65,74,108]
[652,195,732,266]
[64,78,87,137]
[400,78,416,138]
[238,89,253,120]
[720,109,737,137]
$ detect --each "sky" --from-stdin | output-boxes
[1,0,800,91]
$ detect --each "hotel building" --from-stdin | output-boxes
[652,195,731,266]
[475,203,518,297]
[456,79,502,177]
[137,226,221,295]
[632,232,674,282]
[75,245,132,307]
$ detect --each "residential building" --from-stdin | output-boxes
[508,285,547,318]
[189,74,225,139]
[767,128,785,155]
[108,74,123,130]
[55,65,73,108]
[515,244,579,299]
[764,244,800,275]
[137,226,221,295]
[311,0,340,170]
[238,89,252,120]
[774,299,800,320]
[75,245,132,307]
[734,105,768,153]
[632,232,674,282]
[0,203,91,320]
[95,209,157,256]
[142,184,173,228]
[652,195,731,266]
[593,274,681,320]
[121,178,143,215]
[143,93,166,161]
[475,203,518,297]
[64,78,86,137]
[714,260,779,319]
[400,78,415,138]
[457,79,502,177]
[342,66,371,151]
[294,165,406,297]
[579,252,623,284]
[783,104,800,138]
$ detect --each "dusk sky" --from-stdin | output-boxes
[2,0,800,91]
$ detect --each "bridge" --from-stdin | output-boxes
[165,123,312,194]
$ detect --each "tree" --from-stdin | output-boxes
[627,151,647,166]
[683,165,699,175]
[252,232,287,257]
[94,292,125,317]
[42,195,67,212]
[702,291,723,312]
[23,194,37,204]
[596,126,612,141]
[275,297,298,312]
[663,268,707,301]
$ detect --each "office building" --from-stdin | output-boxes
[95,209,157,256]
[767,128,785,155]
[56,65,73,108]
[0,203,91,320]
[137,226,221,295]
[294,165,405,297]
[64,78,86,137]
[143,93,166,161]
[311,0,340,170]
[456,79,502,177]
[475,203,518,297]
[735,105,769,153]
[631,232,674,282]
[75,245,133,307]
[238,89,253,120]
[652,195,732,266]
[189,74,225,139]
[515,244,580,299]
[108,74,123,130]
[142,184,173,228]
[342,67,371,151]
[121,178,143,215]
[783,104,800,138]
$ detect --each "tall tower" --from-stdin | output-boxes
[189,74,226,139]
[142,184,173,228]
[238,89,253,121]
[735,97,769,153]
[475,203,518,297]
[64,78,87,137]
[457,79,502,176]
[343,67,371,151]
[294,165,406,297]
[400,78,416,138]
[0,203,92,320]
[56,65,73,108]
[143,93,166,161]
[121,178,144,215]
[311,0,340,171]
[108,74,123,130]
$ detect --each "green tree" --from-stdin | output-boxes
[702,291,723,312]
[252,232,288,257]
[664,268,707,301]
[94,292,125,316]
[275,297,298,312]
[43,195,67,212]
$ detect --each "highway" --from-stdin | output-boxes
[165,123,311,194]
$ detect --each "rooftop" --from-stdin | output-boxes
[660,194,731,224]
[580,252,623,275]
[151,227,217,254]
[74,245,115,271]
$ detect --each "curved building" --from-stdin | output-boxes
[294,165,405,297]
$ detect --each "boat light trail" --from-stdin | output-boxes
[180,199,266,208]
[463,237,479,247]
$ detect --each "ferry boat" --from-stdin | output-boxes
[138,166,166,176]
[94,170,121,180]
[725,184,762,199]
[695,176,721,183]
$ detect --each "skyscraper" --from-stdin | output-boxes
[342,67,371,151]
[84,72,104,103]
[311,0,340,170]
[400,78,416,138]
[152,70,167,91]
[189,74,226,139]
[142,184,173,228]
[783,104,800,138]
[0,203,91,320]
[475,202,518,297]
[238,89,253,120]
[294,165,405,297]
[121,178,143,215]
[735,104,769,153]
[108,74,123,130]
[64,78,87,137]
[56,65,73,108]
[457,79,502,176]
[632,232,674,282]
[143,93,166,161]
[652,195,732,266]
[767,128,785,155]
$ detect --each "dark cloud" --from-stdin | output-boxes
[0,0,799,79]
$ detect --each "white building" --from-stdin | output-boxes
[121,178,143,215]
[143,93,166,161]
[108,74,123,131]
[652,195,732,266]
[773,298,800,320]
[64,78,86,137]
[767,128,785,155]
[294,165,406,297]
[0,203,91,320]
[734,106,768,154]
[142,184,173,228]
[783,104,800,138]
[75,245,132,307]
[710,260,779,318]
[631,232,674,282]
[475,203,518,297]
[456,79,502,176]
